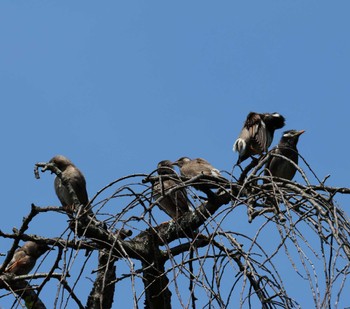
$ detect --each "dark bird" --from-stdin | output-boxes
[233,112,285,163]
[265,129,305,180]
[4,241,50,276]
[152,160,190,219]
[263,130,305,222]
[49,155,92,214]
[173,157,226,193]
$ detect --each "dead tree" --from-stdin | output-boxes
[0,154,349,308]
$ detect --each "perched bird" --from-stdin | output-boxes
[173,157,226,193]
[49,155,91,214]
[4,241,50,276]
[233,112,285,163]
[263,130,305,222]
[173,157,221,178]
[264,129,305,180]
[153,160,190,219]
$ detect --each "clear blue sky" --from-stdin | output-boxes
[0,1,349,308]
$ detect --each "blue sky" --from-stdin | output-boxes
[0,1,349,308]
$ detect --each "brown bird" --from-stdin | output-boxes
[49,155,91,214]
[233,112,285,163]
[173,157,226,192]
[265,130,305,180]
[152,160,190,219]
[4,241,50,276]
[173,157,221,178]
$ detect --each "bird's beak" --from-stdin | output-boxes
[296,130,305,136]
[172,161,179,166]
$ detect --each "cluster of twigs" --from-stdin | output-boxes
[0,155,349,308]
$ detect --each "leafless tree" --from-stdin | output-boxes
[0,154,349,308]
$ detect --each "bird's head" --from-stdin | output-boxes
[281,129,305,146]
[172,157,191,168]
[22,241,51,257]
[49,155,74,171]
[157,160,176,175]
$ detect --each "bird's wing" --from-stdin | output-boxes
[69,169,89,206]
[54,177,69,206]
[235,114,260,149]
[193,159,219,176]
[179,164,196,178]
[171,187,190,214]
[244,113,261,129]
[194,158,210,165]
[252,121,269,153]
[264,147,283,177]
[5,251,29,273]
[264,147,276,174]
[244,114,267,152]
[154,179,190,218]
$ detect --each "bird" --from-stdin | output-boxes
[4,241,50,276]
[152,160,190,219]
[263,130,305,222]
[49,155,92,215]
[172,157,226,193]
[264,129,305,180]
[233,112,285,163]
